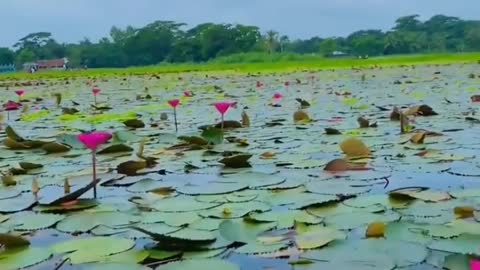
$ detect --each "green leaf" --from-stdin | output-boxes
[0,193,37,213]
[152,196,221,212]
[0,233,30,249]
[235,242,287,254]
[200,201,271,218]
[295,225,346,250]
[56,211,139,233]
[132,223,181,239]
[82,263,150,270]
[428,234,480,255]
[3,212,64,231]
[155,259,239,270]
[219,220,276,244]
[183,248,226,259]
[34,199,98,213]
[443,254,474,270]
[142,212,200,227]
[201,128,224,145]
[0,247,52,270]
[177,182,248,195]
[219,154,252,168]
[97,144,134,154]
[305,181,371,196]
[325,211,400,230]
[301,238,427,267]
[250,210,322,229]
[222,172,286,189]
[52,236,136,264]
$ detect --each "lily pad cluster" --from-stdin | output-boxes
[1,64,480,269]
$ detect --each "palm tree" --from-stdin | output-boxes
[279,35,289,52]
[265,30,279,54]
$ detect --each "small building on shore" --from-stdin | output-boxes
[23,58,68,72]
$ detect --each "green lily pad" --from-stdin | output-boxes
[52,236,136,264]
[142,212,200,227]
[133,223,181,239]
[97,144,133,154]
[305,181,371,196]
[235,242,288,254]
[0,188,21,200]
[325,211,400,230]
[189,218,224,231]
[34,199,98,213]
[147,249,181,260]
[443,254,474,270]
[177,182,248,195]
[219,219,277,243]
[428,234,480,255]
[56,211,139,233]
[222,172,286,189]
[152,196,221,212]
[183,248,226,259]
[156,259,239,270]
[301,238,427,267]
[307,202,385,218]
[250,210,322,229]
[295,224,346,250]
[83,263,150,270]
[200,201,271,218]
[3,212,64,231]
[0,193,37,213]
[0,247,52,270]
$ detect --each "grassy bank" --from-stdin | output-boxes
[1,52,479,80]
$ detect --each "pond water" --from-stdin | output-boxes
[0,63,479,270]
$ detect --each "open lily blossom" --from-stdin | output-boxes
[92,88,101,95]
[168,99,180,132]
[168,99,180,108]
[77,132,112,151]
[77,131,112,199]
[3,101,21,111]
[273,93,283,101]
[15,90,25,97]
[472,260,480,270]
[214,102,232,130]
[214,102,231,115]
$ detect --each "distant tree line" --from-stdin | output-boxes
[0,14,479,68]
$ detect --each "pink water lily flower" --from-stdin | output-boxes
[77,131,112,151]
[273,93,283,100]
[214,102,232,130]
[472,260,480,270]
[168,99,180,108]
[92,88,101,95]
[183,91,193,97]
[214,102,231,115]
[15,90,25,97]
[77,131,112,199]
[3,101,21,111]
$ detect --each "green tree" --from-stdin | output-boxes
[319,38,338,56]
[15,49,36,65]
[0,48,15,65]
[265,30,279,54]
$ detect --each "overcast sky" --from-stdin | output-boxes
[1,0,479,47]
